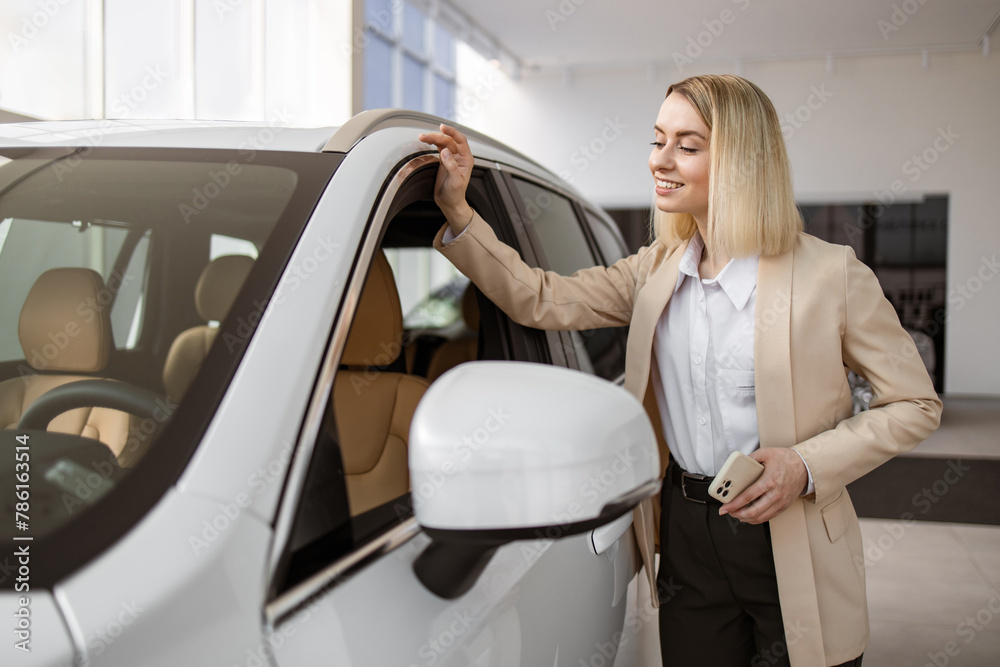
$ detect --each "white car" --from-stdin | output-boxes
[0,113,660,666]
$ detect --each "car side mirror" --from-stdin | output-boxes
[408,361,660,599]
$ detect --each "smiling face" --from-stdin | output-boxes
[648,93,711,227]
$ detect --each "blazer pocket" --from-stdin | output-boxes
[821,488,849,543]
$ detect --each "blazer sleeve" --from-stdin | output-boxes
[433,211,645,331]
[793,246,943,504]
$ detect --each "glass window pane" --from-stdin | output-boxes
[513,178,594,276]
[402,2,426,55]
[914,195,947,264]
[433,75,455,119]
[110,231,151,350]
[875,204,913,266]
[365,0,394,32]
[585,211,627,264]
[363,33,393,109]
[403,55,425,111]
[434,24,455,74]
[512,179,625,380]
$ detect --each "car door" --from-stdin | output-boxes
[499,172,631,386]
[265,147,639,667]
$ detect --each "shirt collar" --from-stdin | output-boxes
[674,233,759,311]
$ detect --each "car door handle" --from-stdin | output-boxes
[589,511,632,555]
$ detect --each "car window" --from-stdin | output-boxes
[510,177,627,381]
[0,219,150,358]
[0,146,339,588]
[584,208,628,264]
[384,246,464,329]
[274,166,553,596]
[211,233,259,260]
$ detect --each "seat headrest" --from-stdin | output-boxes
[19,268,113,373]
[195,255,255,322]
[341,251,403,366]
[461,283,479,331]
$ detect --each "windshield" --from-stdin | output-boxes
[0,145,340,587]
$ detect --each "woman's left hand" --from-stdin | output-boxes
[719,448,809,524]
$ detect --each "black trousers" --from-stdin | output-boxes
[656,466,863,667]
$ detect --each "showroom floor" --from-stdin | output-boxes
[863,397,1000,667]
[633,396,1000,666]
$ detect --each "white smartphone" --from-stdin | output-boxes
[709,451,764,503]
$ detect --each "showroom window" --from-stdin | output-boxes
[363,0,457,118]
[800,195,948,391]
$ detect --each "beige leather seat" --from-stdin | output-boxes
[425,284,479,382]
[334,251,429,516]
[162,255,254,403]
[0,268,132,461]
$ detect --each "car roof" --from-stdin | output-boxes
[0,111,573,196]
[0,119,338,152]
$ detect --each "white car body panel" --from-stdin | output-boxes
[55,491,271,666]
[273,530,637,667]
[0,113,650,666]
[0,592,74,665]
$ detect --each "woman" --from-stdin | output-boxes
[419,74,941,667]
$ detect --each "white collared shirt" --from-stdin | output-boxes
[652,233,761,477]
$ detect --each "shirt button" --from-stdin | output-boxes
[699,416,707,425]
[694,355,702,364]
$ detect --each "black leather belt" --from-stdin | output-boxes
[668,463,721,504]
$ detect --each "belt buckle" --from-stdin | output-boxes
[680,471,707,504]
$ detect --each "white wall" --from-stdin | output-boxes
[458,50,1000,396]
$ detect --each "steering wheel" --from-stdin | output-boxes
[18,379,168,430]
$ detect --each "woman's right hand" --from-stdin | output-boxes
[418,124,475,234]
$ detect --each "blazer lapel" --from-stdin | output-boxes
[754,250,796,448]
[757,247,827,664]
[624,240,688,399]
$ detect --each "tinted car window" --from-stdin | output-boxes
[585,209,628,264]
[510,178,626,381]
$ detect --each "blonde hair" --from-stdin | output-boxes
[651,74,802,258]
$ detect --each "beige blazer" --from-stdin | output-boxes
[434,213,942,667]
